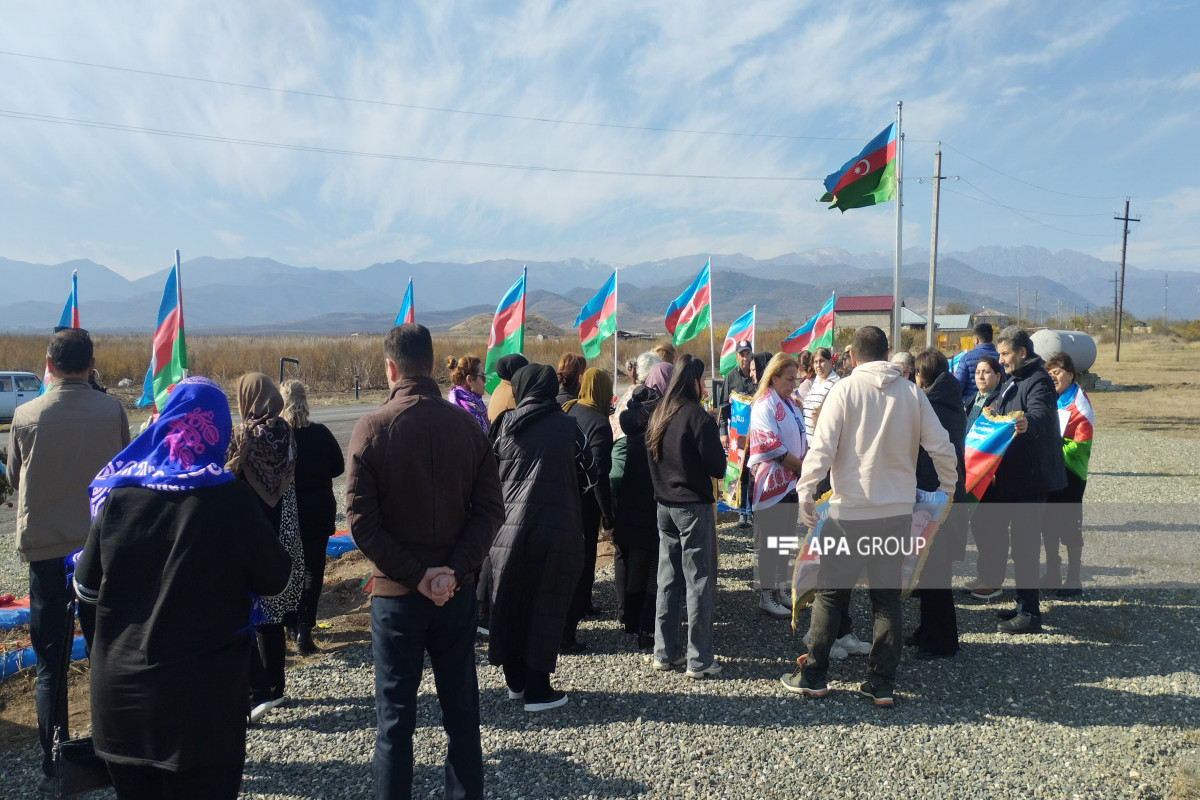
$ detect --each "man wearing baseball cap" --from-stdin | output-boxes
[718,339,756,527]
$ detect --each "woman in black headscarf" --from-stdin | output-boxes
[488,364,597,712]
[487,354,529,424]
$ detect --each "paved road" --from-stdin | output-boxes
[309,403,376,453]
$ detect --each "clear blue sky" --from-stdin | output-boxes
[1,0,1196,279]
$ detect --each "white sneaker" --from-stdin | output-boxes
[836,633,872,656]
[803,629,849,661]
[684,660,723,679]
[249,700,274,724]
[759,590,790,618]
[648,655,686,671]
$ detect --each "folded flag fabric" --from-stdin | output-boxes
[819,123,897,212]
[719,307,755,374]
[720,392,753,512]
[664,260,711,346]
[574,271,618,360]
[484,270,526,394]
[790,491,832,628]
[901,489,952,597]
[395,278,415,324]
[781,292,835,353]
[963,407,1022,500]
[1057,382,1095,481]
[136,257,187,411]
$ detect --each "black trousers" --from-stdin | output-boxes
[249,623,286,703]
[973,496,1047,616]
[1043,472,1086,589]
[565,495,602,639]
[914,529,959,655]
[107,759,243,800]
[295,529,331,628]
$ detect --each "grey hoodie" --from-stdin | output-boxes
[797,360,958,521]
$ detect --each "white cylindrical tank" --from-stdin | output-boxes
[1031,329,1097,373]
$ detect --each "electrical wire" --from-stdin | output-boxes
[942,143,1126,201]
[0,108,823,181]
[943,182,1116,238]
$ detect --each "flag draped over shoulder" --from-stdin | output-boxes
[136,259,187,411]
[39,272,80,395]
[718,307,755,374]
[574,271,617,360]
[819,123,897,212]
[1057,383,1095,481]
[781,293,835,353]
[963,408,1022,499]
[483,270,526,394]
[719,392,752,512]
[395,278,415,324]
[664,260,711,346]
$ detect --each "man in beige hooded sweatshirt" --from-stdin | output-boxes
[781,326,957,707]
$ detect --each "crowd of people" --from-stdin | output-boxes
[5,319,1094,798]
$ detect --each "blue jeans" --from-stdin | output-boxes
[654,503,717,672]
[371,589,482,800]
[29,557,94,778]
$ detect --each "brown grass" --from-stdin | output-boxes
[1086,337,1200,438]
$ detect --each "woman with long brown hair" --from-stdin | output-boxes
[645,355,726,679]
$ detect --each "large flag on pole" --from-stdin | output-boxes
[664,259,712,346]
[574,271,617,360]
[819,123,897,212]
[39,271,81,395]
[483,268,526,394]
[781,293,835,353]
[718,307,755,374]
[395,278,415,324]
[136,252,187,411]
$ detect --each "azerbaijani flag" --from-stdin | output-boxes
[665,259,711,346]
[395,278,415,324]
[574,271,617,360]
[483,269,526,394]
[819,123,897,212]
[781,293,835,353]
[39,271,81,395]
[963,408,1020,500]
[136,253,187,411]
[718,307,755,374]
[1057,382,1095,481]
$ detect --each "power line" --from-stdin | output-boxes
[942,143,1125,201]
[0,49,866,143]
[940,182,1111,217]
[0,107,823,181]
[944,180,1116,238]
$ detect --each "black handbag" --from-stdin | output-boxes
[49,592,111,798]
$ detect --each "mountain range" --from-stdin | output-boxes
[0,246,1190,336]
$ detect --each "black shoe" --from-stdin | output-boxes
[1056,588,1083,599]
[857,681,895,707]
[636,634,654,650]
[914,647,957,660]
[37,776,55,799]
[524,689,569,712]
[996,606,1021,621]
[997,612,1042,634]
[560,638,586,654]
[903,634,923,648]
[296,625,319,656]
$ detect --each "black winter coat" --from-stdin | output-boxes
[989,355,1067,500]
[610,403,658,553]
[567,403,616,526]
[488,403,596,673]
[917,372,970,561]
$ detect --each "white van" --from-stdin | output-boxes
[0,371,42,422]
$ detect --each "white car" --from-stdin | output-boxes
[0,371,42,422]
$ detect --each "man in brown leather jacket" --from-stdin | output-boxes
[345,323,504,800]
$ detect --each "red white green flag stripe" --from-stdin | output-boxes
[574,271,617,360]
[664,259,712,346]
[483,268,526,393]
[819,123,897,212]
[781,293,835,353]
[718,307,755,374]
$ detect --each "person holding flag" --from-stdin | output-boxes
[717,340,756,527]
[38,271,81,396]
[1041,352,1094,598]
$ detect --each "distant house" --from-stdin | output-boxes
[617,329,652,340]
[900,308,927,329]
[971,308,1011,329]
[933,314,973,334]
[834,295,903,332]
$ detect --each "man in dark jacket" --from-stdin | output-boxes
[953,323,1001,404]
[346,324,505,800]
[976,326,1067,635]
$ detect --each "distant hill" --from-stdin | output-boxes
[1,246,1194,335]
[447,313,566,338]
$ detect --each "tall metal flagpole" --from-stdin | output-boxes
[176,249,188,380]
[892,101,904,353]
[707,258,717,386]
[613,268,619,386]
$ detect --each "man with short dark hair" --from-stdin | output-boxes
[780,326,957,707]
[346,323,504,800]
[954,322,1000,404]
[973,326,1065,634]
[7,328,129,790]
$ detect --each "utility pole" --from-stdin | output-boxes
[1016,282,1021,328]
[1085,303,1090,332]
[1114,198,1140,362]
[1109,271,1119,337]
[1034,290,1038,328]
[1057,298,1063,324]
[921,146,957,349]
[1164,273,1169,331]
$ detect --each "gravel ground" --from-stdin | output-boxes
[2,427,1199,799]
